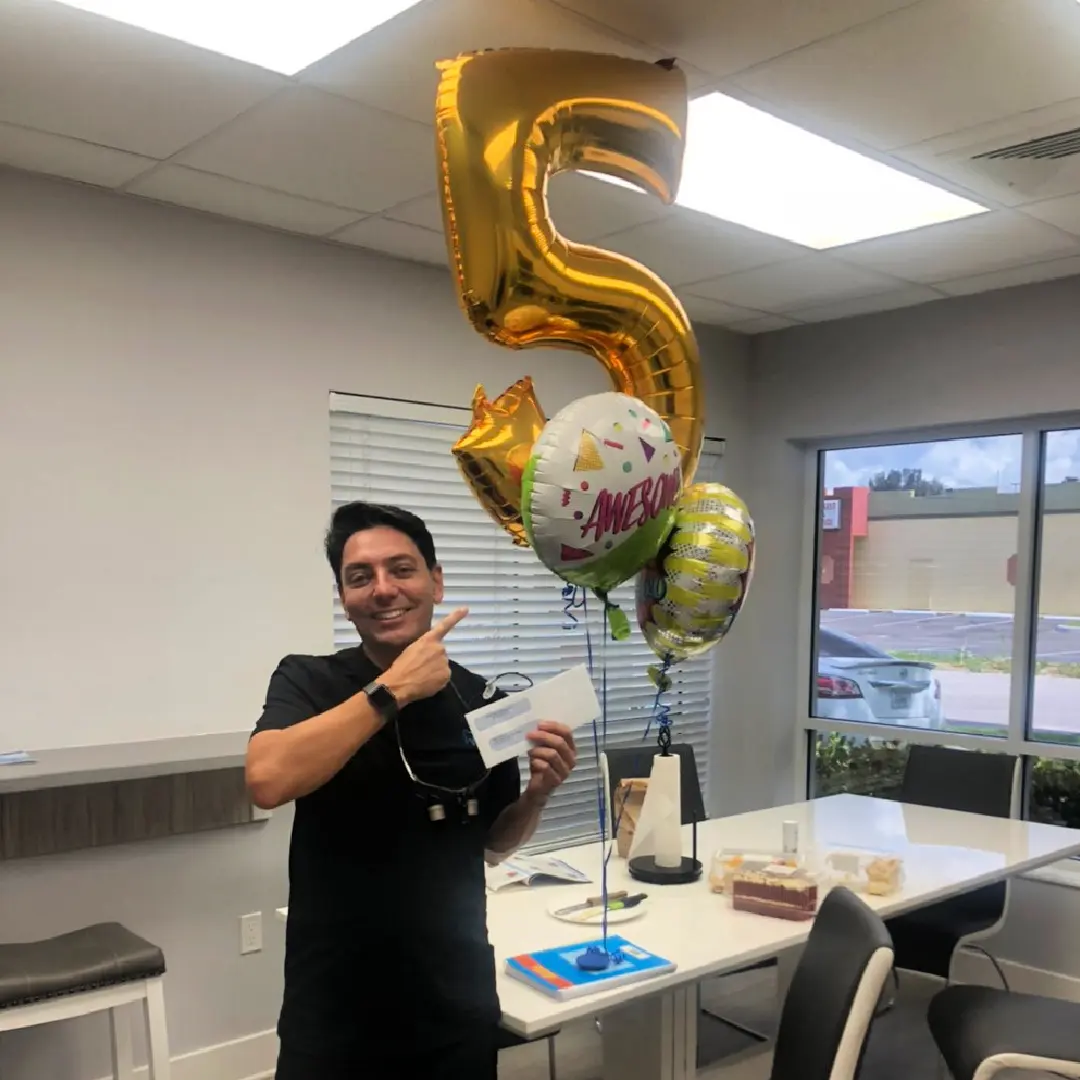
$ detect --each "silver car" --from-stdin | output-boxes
[815,627,943,729]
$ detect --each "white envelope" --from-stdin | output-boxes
[466,664,600,767]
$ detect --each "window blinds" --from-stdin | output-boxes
[329,393,723,848]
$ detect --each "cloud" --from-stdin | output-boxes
[823,456,877,488]
[1046,429,1080,484]
[918,436,1022,490]
[825,430,1080,492]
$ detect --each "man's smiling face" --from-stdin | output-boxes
[338,526,444,655]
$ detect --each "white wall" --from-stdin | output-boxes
[736,276,1080,974]
[0,168,749,754]
[0,168,750,1077]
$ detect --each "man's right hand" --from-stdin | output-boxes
[381,607,469,708]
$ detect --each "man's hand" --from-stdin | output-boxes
[524,721,577,800]
[381,607,468,707]
[486,722,578,861]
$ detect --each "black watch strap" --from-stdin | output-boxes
[363,680,399,722]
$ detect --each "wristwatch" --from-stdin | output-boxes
[363,680,399,722]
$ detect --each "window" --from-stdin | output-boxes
[811,731,908,800]
[330,393,723,848]
[804,423,1080,832]
[1031,428,1080,750]
[812,435,1022,737]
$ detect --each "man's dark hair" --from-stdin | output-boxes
[325,501,438,584]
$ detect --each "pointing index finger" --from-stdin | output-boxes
[429,606,469,640]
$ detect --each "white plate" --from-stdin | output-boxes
[547,895,649,926]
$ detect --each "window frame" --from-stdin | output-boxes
[794,412,1080,816]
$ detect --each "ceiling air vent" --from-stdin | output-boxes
[946,122,1080,199]
[919,104,1080,201]
[971,126,1080,163]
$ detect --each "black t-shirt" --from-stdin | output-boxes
[253,646,521,1055]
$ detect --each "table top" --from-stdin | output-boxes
[0,732,251,792]
[490,794,1080,1036]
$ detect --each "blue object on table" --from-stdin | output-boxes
[506,935,675,1000]
[576,946,615,972]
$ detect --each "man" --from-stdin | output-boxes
[246,501,577,1080]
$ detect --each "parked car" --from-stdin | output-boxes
[815,627,943,729]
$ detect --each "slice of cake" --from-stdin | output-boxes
[864,855,903,896]
[731,865,818,920]
[709,851,797,894]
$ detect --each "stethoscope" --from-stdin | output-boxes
[393,672,534,823]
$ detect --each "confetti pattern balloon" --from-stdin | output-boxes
[636,483,755,663]
[521,393,682,594]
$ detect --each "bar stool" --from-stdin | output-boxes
[0,922,171,1079]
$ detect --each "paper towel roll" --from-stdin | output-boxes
[649,753,683,868]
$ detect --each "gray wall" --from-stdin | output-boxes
[731,275,1080,970]
[0,168,750,1078]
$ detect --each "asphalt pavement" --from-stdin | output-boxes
[821,608,1080,663]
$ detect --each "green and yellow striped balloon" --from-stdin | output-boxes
[635,483,755,664]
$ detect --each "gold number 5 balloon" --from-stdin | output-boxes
[435,48,704,545]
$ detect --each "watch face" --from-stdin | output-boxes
[366,682,397,718]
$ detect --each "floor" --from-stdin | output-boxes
[497,965,949,1080]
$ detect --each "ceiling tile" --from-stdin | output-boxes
[0,1,284,158]
[677,293,765,326]
[725,314,803,334]
[332,218,449,266]
[175,88,436,213]
[557,0,921,80]
[785,285,945,324]
[127,166,362,236]
[891,98,1080,210]
[603,209,803,287]
[834,210,1080,283]
[935,255,1080,297]
[299,0,701,125]
[687,255,901,311]
[383,193,444,232]
[729,0,1080,151]
[548,172,672,242]
[0,123,154,187]
[1023,193,1080,237]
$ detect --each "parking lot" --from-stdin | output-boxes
[821,608,1080,663]
[819,608,1080,736]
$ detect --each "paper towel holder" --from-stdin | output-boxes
[628,818,702,885]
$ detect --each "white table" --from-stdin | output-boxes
[276,794,1080,1079]
[488,794,1080,1080]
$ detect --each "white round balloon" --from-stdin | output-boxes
[521,392,682,593]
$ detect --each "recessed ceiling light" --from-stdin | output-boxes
[51,1,424,75]
[585,92,988,249]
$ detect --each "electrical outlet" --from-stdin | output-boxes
[240,912,262,955]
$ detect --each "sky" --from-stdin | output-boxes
[824,429,1080,493]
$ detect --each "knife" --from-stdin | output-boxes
[554,891,646,917]
[553,890,627,916]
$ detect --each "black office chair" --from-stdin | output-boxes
[601,743,706,835]
[601,744,774,1046]
[928,984,1080,1080]
[770,887,895,1080]
[495,1023,557,1080]
[887,744,1018,992]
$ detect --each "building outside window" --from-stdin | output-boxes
[804,425,1080,831]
